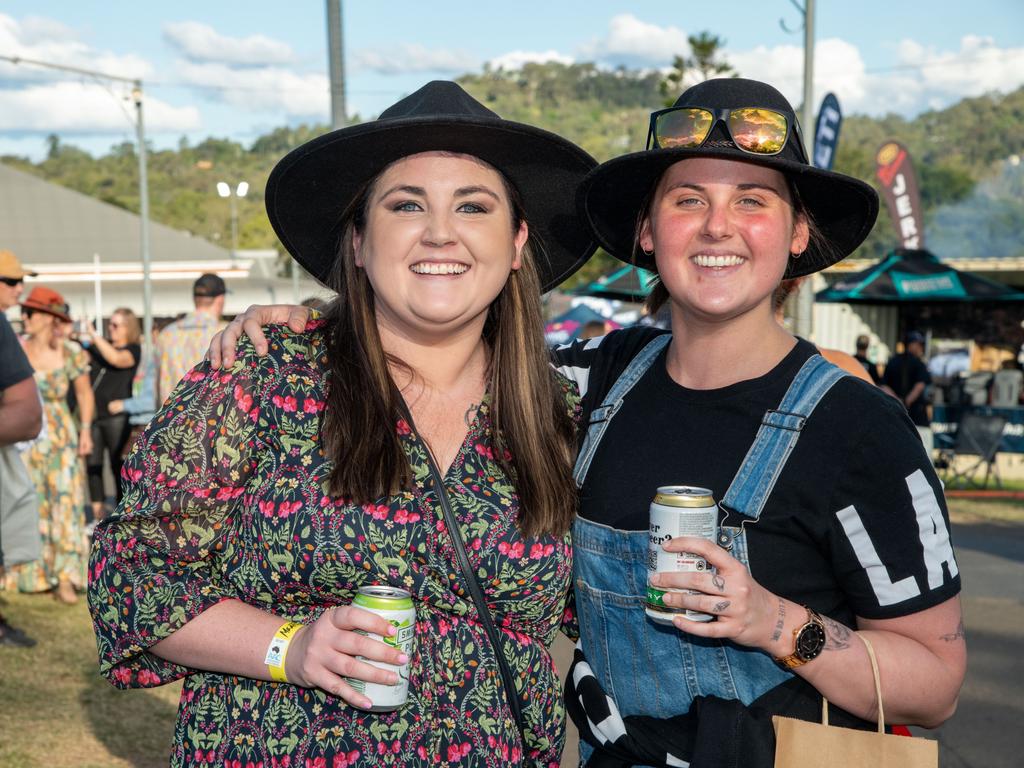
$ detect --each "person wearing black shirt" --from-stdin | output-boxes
[854,333,883,385]
[882,330,933,448]
[80,308,141,520]
[0,314,43,646]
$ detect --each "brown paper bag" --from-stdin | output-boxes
[772,634,938,768]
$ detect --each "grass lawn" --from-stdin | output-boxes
[1,496,1020,768]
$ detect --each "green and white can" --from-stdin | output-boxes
[645,485,718,625]
[346,585,416,711]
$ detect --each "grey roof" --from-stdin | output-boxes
[0,162,230,265]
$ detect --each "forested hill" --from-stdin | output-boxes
[3,62,1022,284]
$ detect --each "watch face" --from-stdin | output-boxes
[796,622,827,660]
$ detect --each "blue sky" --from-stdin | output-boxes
[1,1,1022,159]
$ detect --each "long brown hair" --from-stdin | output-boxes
[111,307,142,345]
[319,168,577,538]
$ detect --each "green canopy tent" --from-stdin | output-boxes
[573,265,657,303]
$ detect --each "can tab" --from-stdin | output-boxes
[762,409,806,432]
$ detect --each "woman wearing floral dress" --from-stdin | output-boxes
[11,286,94,604]
[88,81,596,767]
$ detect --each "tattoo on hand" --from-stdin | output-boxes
[940,620,966,642]
[712,574,726,592]
[823,616,852,651]
[771,599,786,642]
[713,600,730,614]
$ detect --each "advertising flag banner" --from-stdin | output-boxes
[813,93,842,170]
[875,141,925,249]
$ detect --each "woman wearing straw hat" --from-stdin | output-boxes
[223,78,966,766]
[9,286,95,604]
[88,81,595,767]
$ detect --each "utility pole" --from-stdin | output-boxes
[326,0,347,129]
[1,54,154,351]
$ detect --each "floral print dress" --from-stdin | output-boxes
[8,342,90,593]
[88,322,579,768]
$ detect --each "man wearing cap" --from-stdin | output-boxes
[883,330,934,448]
[0,250,37,313]
[155,273,228,404]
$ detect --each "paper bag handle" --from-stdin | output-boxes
[821,632,885,734]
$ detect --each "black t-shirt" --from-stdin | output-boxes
[853,353,883,385]
[882,353,931,426]
[554,327,960,626]
[0,315,33,390]
[89,343,141,419]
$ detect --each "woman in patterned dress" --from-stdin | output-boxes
[11,286,94,604]
[88,81,596,767]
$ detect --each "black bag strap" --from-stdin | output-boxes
[398,403,528,746]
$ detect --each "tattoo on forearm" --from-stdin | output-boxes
[823,616,852,651]
[713,600,730,614]
[771,599,786,642]
[940,620,966,642]
[712,574,726,592]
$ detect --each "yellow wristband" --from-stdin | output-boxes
[264,621,303,683]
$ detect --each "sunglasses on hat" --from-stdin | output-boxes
[1,276,23,287]
[646,106,806,160]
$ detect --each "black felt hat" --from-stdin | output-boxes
[581,78,879,279]
[266,80,597,292]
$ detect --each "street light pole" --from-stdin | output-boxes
[217,181,249,265]
[0,54,154,353]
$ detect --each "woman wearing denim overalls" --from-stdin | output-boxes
[554,78,965,766]
[211,79,967,768]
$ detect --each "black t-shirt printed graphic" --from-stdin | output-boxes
[89,342,141,419]
[0,315,33,390]
[554,327,959,626]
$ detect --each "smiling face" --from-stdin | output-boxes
[639,157,809,327]
[353,151,527,342]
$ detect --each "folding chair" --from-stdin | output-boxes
[937,412,1007,488]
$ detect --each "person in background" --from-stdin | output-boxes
[8,287,94,605]
[155,273,227,404]
[0,250,34,314]
[0,313,43,646]
[107,326,162,464]
[853,334,883,385]
[80,308,141,521]
[882,330,933,449]
[578,319,608,340]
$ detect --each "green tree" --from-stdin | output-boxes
[659,31,736,105]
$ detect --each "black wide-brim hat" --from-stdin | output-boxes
[581,78,879,279]
[266,81,597,293]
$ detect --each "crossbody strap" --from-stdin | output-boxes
[398,403,528,747]
[573,333,671,487]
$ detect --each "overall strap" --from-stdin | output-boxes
[721,354,849,524]
[573,334,671,488]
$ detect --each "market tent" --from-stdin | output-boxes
[574,265,657,303]
[817,248,1024,304]
[544,305,621,346]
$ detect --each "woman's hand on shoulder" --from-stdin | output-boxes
[650,535,782,652]
[207,304,311,370]
[286,604,409,710]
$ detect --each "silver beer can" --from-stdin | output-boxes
[346,585,416,711]
[645,485,719,625]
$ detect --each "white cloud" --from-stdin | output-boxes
[352,44,478,75]
[488,50,574,71]
[578,14,690,66]
[175,61,328,117]
[162,21,295,66]
[0,81,199,133]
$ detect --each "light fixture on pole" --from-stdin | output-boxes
[216,181,249,264]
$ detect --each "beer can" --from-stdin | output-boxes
[645,486,719,625]
[346,585,416,712]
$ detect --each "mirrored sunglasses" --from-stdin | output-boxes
[647,106,800,158]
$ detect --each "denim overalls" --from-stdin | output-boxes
[571,336,849,751]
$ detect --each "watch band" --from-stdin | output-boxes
[774,607,826,669]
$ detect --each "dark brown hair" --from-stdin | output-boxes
[318,166,577,538]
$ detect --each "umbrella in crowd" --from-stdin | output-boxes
[816,248,1024,304]
[544,304,621,346]
[574,265,658,303]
